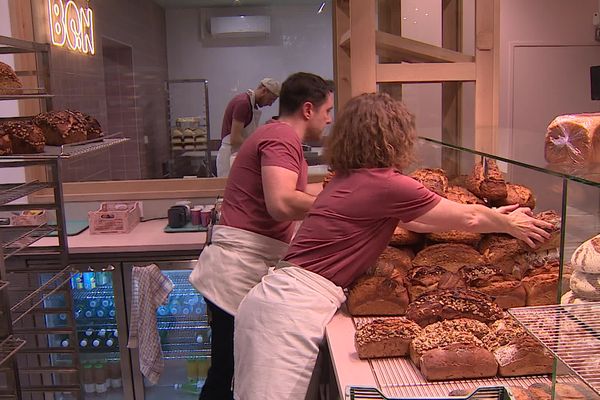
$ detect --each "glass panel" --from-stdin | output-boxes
[68,267,124,400]
[142,269,210,400]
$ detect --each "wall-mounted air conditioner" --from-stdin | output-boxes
[210,15,270,38]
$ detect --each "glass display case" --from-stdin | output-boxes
[333,136,600,400]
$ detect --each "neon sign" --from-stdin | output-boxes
[47,0,95,55]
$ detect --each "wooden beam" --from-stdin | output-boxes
[377,0,402,100]
[377,62,476,83]
[350,0,377,96]
[376,31,474,63]
[474,0,500,153]
[442,0,463,177]
[333,0,351,109]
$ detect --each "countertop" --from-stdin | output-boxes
[33,219,206,254]
[325,308,376,397]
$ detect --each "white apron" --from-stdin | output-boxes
[233,263,346,400]
[188,225,288,316]
[216,90,262,177]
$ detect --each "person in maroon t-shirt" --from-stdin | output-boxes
[216,77,281,177]
[233,93,554,400]
[190,72,334,400]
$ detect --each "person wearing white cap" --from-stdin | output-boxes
[216,77,281,177]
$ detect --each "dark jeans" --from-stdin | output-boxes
[199,299,235,400]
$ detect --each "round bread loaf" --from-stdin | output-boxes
[570,234,600,273]
[409,168,448,196]
[367,246,414,279]
[560,290,591,304]
[0,61,23,95]
[569,270,600,300]
[389,225,422,247]
[346,275,409,316]
[493,183,536,209]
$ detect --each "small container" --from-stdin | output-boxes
[82,363,95,394]
[191,206,203,225]
[94,363,108,393]
[82,272,96,290]
[200,205,214,227]
[108,360,122,388]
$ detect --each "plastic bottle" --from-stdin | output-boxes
[94,363,108,393]
[83,272,96,290]
[108,360,122,388]
[82,363,95,393]
[85,328,94,337]
[92,338,101,348]
[60,337,70,347]
[157,305,169,316]
[84,309,93,318]
[101,299,111,308]
[89,299,98,308]
[105,338,115,348]
[97,329,107,338]
[96,308,106,318]
[108,309,116,318]
[79,338,88,348]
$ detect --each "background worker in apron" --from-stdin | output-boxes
[190,72,334,400]
[216,78,281,177]
[233,93,553,400]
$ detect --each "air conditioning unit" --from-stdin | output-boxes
[210,15,270,38]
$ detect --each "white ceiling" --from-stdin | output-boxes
[152,0,325,8]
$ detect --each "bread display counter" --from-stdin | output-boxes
[324,138,600,400]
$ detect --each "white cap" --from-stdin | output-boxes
[260,77,281,96]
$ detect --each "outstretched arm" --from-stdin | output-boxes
[401,197,552,248]
[262,166,316,221]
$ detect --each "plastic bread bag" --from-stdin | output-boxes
[544,113,600,166]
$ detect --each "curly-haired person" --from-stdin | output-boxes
[233,92,552,400]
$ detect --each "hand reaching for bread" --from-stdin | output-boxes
[505,208,553,248]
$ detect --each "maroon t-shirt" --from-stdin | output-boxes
[283,169,441,288]
[220,122,308,243]
[221,92,253,139]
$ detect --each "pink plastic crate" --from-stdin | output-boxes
[88,201,141,234]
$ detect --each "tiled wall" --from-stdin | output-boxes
[32,0,169,181]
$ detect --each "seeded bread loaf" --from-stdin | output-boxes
[458,265,526,309]
[406,289,503,327]
[407,266,465,302]
[425,230,482,246]
[409,325,486,364]
[409,168,448,196]
[354,317,422,359]
[0,121,45,154]
[33,110,88,145]
[479,234,527,275]
[0,61,23,95]
[412,243,484,273]
[347,275,409,316]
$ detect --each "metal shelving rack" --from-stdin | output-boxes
[509,303,600,397]
[1,34,129,399]
[165,79,212,177]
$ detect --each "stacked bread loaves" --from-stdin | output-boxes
[33,110,103,145]
[568,234,600,301]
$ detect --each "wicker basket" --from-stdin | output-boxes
[89,201,141,234]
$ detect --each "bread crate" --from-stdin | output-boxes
[88,201,141,234]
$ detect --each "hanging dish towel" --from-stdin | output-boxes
[127,264,173,385]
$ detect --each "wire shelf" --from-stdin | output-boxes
[350,317,581,399]
[0,336,26,367]
[10,265,73,325]
[347,385,511,400]
[0,181,50,206]
[0,134,128,160]
[1,224,55,259]
[0,93,53,101]
[0,280,8,292]
[509,303,600,396]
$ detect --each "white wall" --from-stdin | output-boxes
[499,0,600,163]
[165,4,333,140]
